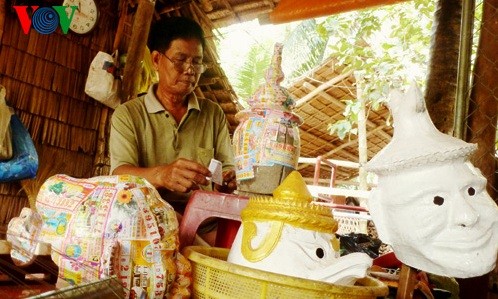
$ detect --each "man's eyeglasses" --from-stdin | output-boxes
[161,54,207,74]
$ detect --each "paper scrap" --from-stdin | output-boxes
[208,158,223,185]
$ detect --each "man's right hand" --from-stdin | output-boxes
[153,158,211,193]
[112,158,211,194]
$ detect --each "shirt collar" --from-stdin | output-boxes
[144,83,200,113]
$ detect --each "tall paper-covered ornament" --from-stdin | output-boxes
[232,43,303,194]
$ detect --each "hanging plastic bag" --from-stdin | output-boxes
[137,46,159,95]
[85,50,121,109]
[0,114,39,182]
[0,85,13,160]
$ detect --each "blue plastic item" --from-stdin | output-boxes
[0,114,38,182]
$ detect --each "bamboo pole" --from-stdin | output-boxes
[319,125,387,160]
[122,0,156,102]
[454,0,475,140]
[93,106,108,176]
[198,0,213,12]
[295,71,353,107]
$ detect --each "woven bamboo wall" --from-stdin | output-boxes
[0,0,120,232]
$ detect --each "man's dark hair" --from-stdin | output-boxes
[148,16,206,53]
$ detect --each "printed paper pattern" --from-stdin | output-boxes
[7,174,191,299]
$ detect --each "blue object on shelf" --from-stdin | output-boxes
[0,114,38,182]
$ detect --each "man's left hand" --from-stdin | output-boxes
[214,169,237,194]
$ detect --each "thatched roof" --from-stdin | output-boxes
[288,57,392,184]
[0,0,395,231]
[155,0,279,28]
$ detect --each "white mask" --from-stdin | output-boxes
[369,161,498,277]
[366,83,498,278]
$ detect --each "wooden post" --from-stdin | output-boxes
[397,264,419,299]
[122,0,156,102]
[113,0,129,53]
[93,106,109,176]
[0,0,5,42]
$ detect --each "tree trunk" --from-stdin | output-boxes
[424,0,462,134]
[467,0,498,200]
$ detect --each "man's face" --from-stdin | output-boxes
[154,38,204,98]
[374,161,498,277]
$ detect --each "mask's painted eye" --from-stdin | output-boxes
[468,187,476,196]
[433,196,444,206]
[316,248,324,259]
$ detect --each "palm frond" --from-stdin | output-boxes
[282,19,329,82]
[233,44,273,105]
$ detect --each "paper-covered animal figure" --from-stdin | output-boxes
[366,83,498,278]
[227,171,372,285]
[7,174,191,298]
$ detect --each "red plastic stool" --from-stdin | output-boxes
[179,190,249,249]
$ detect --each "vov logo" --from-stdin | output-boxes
[13,6,77,35]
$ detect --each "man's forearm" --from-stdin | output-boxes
[112,164,161,188]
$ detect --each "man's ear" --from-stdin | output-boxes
[151,50,161,71]
[368,188,392,245]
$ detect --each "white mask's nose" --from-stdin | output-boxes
[448,194,479,228]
